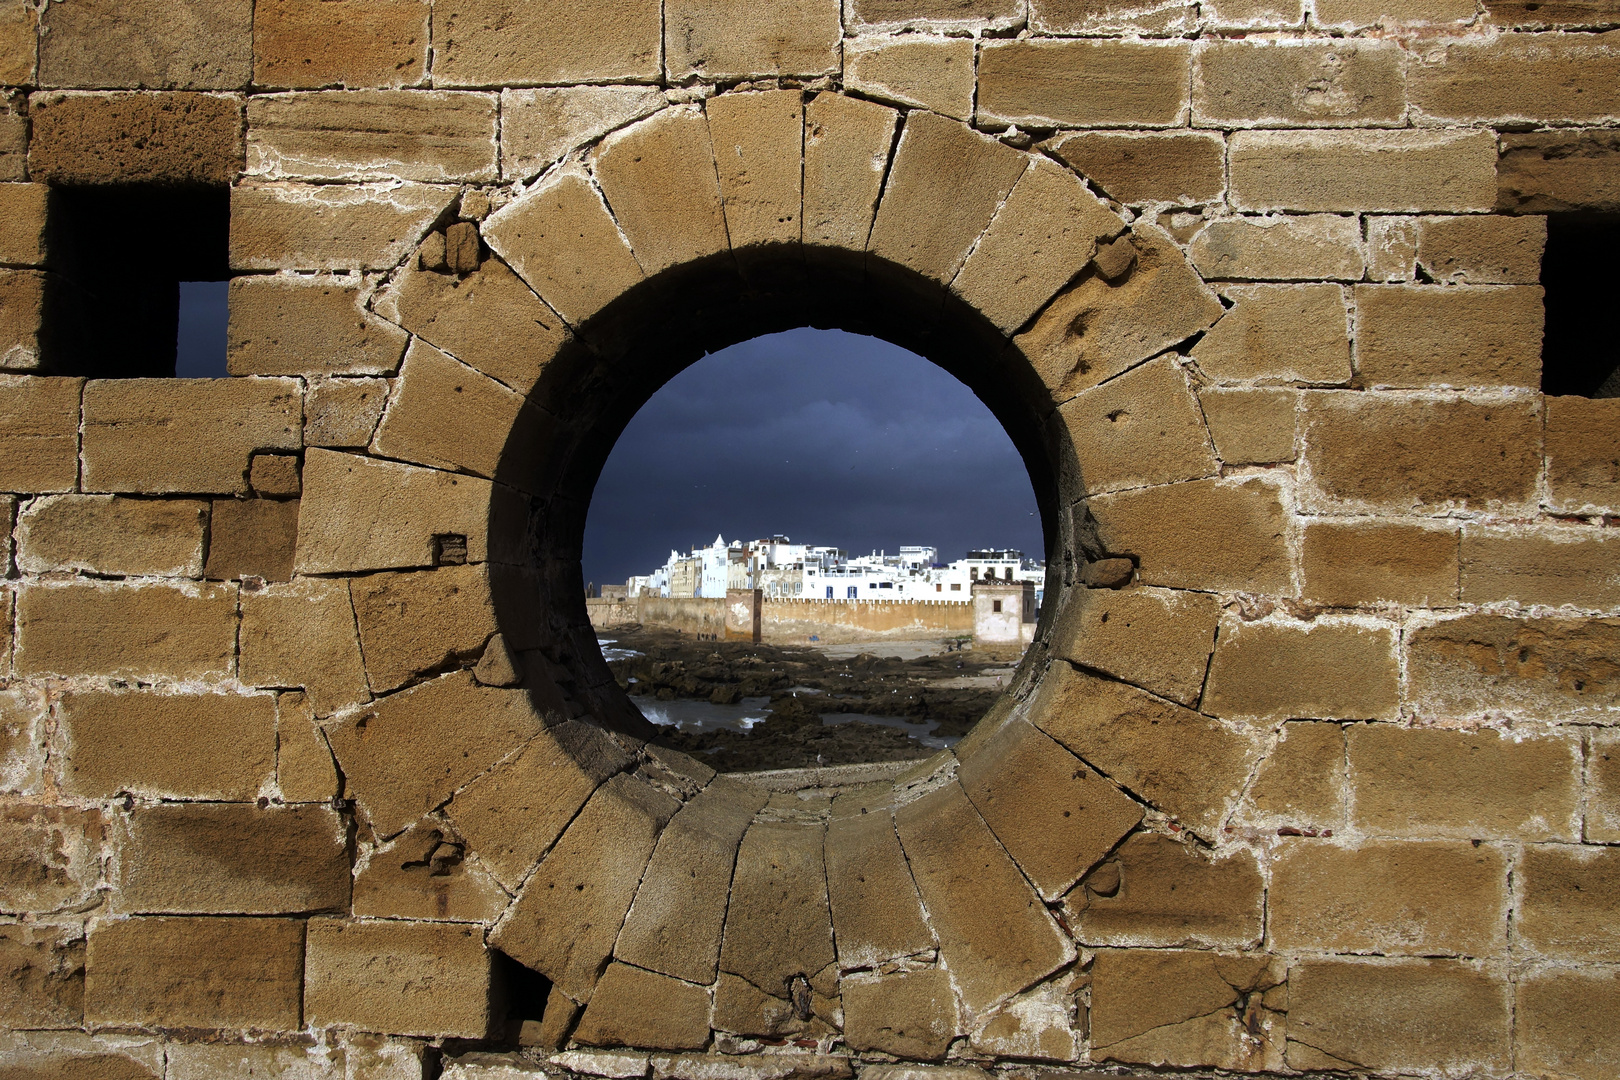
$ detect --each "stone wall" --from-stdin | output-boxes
[0,2,1618,1079]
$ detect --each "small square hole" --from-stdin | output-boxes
[1541,213,1620,398]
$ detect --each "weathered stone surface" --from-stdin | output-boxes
[720,818,835,996]
[0,269,43,373]
[1059,357,1216,496]
[707,90,802,254]
[802,93,897,253]
[1584,728,1620,845]
[16,495,206,577]
[247,91,498,182]
[227,276,407,377]
[648,1054,852,1080]
[0,184,46,267]
[1190,215,1363,281]
[1089,949,1283,1072]
[307,918,492,1038]
[240,577,370,715]
[1498,130,1620,212]
[231,181,454,271]
[276,692,341,802]
[85,916,304,1030]
[328,672,544,839]
[1194,39,1405,127]
[850,0,1022,24]
[1016,222,1223,400]
[1033,662,1262,837]
[0,99,25,181]
[250,454,301,498]
[1286,958,1510,1074]
[574,963,710,1050]
[165,1042,351,1080]
[1461,526,1620,610]
[119,802,350,915]
[958,717,1142,900]
[500,87,664,180]
[1301,519,1459,607]
[81,378,300,496]
[1205,618,1400,721]
[1366,215,1419,280]
[447,719,634,890]
[352,818,509,923]
[490,774,679,1002]
[823,795,934,971]
[846,36,974,121]
[841,970,958,1061]
[37,0,248,89]
[869,111,1026,287]
[1199,387,1298,465]
[0,804,103,914]
[1086,477,1290,594]
[893,781,1074,1015]
[1299,392,1541,514]
[593,107,727,275]
[1230,129,1498,212]
[1516,964,1620,1080]
[1269,839,1508,955]
[0,376,83,494]
[56,691,275,800]
[978,40,1192,127]
[1355,284,1543,388]
[1415,214,1545,285]
[17,582,237,680]
[968,978,1082,1061]
[1050,131,1224,206]
[306,377,390,449]
[1066,833,1262,949]
[666,0,839,79]
[0,2,35,87]
[1517,844,1620,960]
[1348,725,1579,841]
[1407,614,1620,721]
[205,497,299,581]
[1050,585,1217,706]
[1546,396,1620,516]
[0,1035,167,1080]
[616,776,766,983]
[29,91,242,185]
[1032,0,1197,34]
[1409,32,1620,123]
[0,924,85,1029]
[350,565,516,693]
[712,968,837,1039]
[1191,283,1351,384]
[254,0,430,89]
[1318,0,1475,21]
[433,0,661,86]
[1243,721,1346,829]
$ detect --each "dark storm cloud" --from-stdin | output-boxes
[581,328,1044,589]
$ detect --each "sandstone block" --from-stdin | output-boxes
[1194,40,1405,127]
[1199,387,1298,466]
[352,818,509,923]
[823,798,934,972]
[967,978,1082,1061]
[1317,0,1476,22]
[305,378,390,449]
[959,717,1143,901]
[0,1,35,86]
[247,90,498,182]
[707,91,803,254]
[1230,129,1497,212]
[500,87,665,181]
[0,1035,167,1080]
[327,671,545,839]
[1242,721,1346,829]
[350,564,513,693]
[81,378,300,496]
[1517,844,1620,960]
[1190,283,1351,385]
[490,774,679,1002]
[1049,585,1218,705]
[254,0,429,89]
[1286,958,1510,1074]
[846,36,974,121]
[666,0,839,79]
[802,93,898,254]
[1086,477,1290,594]
[1301,519,1459,607]
[0,184,46,267]
[850,0,1022,26]
[1299,392,1541,514]
[1461,525,1620,609]
[231,181,455,271]
[227,276,408,377]
[1269,839,1508,955]
[893,781,1074,1016]
[978,40,1191,127]
[1415,214,1546,284]
[1366,214,1419,280]
[1089,949,1282,1071]
[250,455,301,498]
[1410,32,1620,124]
[0,98,24,181]
[16,495,206,577]
[841,970,958,1061]
[38,0,249,89]
[1059,357,1216,496]
[1354,284,1543,389]
[85,916,304,1030]
[1348,725,1579,841]
[0,804,103,914]
[1050,131,1224,207]
[1032,0,1198,34]
[616,776,766,983]
[0,268,43,372]
[28,91,243,185]
[1498,130,1620,213]
[482,165,646,327]
[1015,222,1223,401]
[1205,618,1400,721]
[0,924,84,1029]
[165,1043,350,1080]
[592,107,728,275]
[56,691,275,800]
[307,918,491,1038]
[1032,662,1263,838]
[432,0,661,86]
[240,578,370,715]
[1516,965,1620,1080]
[1190,215,1363,281]
[446,718,633,889]
[17,581,236,680]
[294,449,517,574]
[277,693,342,803]
[119,802,349,915]
[713,968,836,1039]
[574,963,711,1051]
[206,497,300,581]
[720,817,836,996]
[1066,833,1262,949]
[868,111,1026,287]
[1587,729,1620,843]
[1408,613,1620,721]
[0,376,82,494]
[953,158,1123,334]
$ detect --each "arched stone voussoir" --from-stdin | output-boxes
[592,104,731,277]
[707,90,805,262]
[803,92,899,262]
[1047,582,1222,708]
[1056,354,1219,498]
[825,788,937,974]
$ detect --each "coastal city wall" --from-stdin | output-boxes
[0,2,1617,1080]
[589,595,974,643]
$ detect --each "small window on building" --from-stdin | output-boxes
[936,583,942,592]
[992,600,1003,613]
[847,586,858,599]
[825,586,833,599]
[951,583,961,591]
[1542,213,1620,397]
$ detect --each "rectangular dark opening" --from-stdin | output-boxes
[1541,212,1620,398]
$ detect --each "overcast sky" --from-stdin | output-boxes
[582,328,1043,589]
